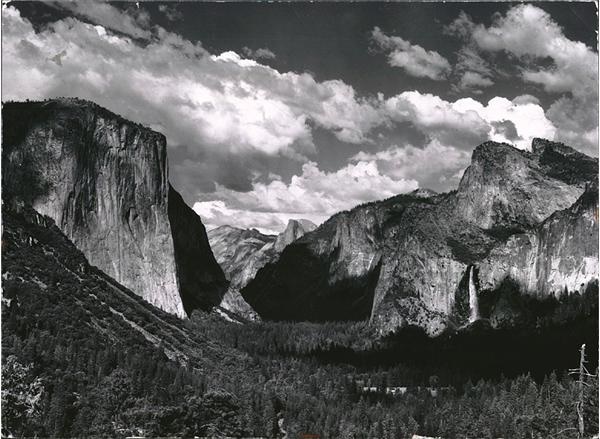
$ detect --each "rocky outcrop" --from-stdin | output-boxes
[208,225,277,289]
[478,181,599,298]
[455,139,596,229]
[208,219,316,319]
[242,140,598,335]
[2,98,226,317]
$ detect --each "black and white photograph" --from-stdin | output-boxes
[1,1,598,437]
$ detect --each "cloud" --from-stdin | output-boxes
[192,201,289,235]
[458,72,493,91]
[371,27,451,80]
[512,94,540,106]
[453,47,494,92]
[194,160,418,233]
[2,5,385,197]
[47,0,152,39]
[382,91,556,150]
[490,120,519,142]
[470,5,597,96]
[193,88,557,232]
[447,4,598,153]
[452,96,556,149]
[242,47,276,60]
[382,91,490,149]
[352,140,471,192]
[158,4,183,22]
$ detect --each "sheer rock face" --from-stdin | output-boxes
[478,182,599,298]
[2,99,226,317]
[208,219,316,320]
[242,140,598,335]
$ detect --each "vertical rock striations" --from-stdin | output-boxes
[478,181,599,298]
[2,99,226,317]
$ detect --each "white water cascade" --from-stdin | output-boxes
[468,266,480,323]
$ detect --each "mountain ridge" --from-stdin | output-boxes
[242,139,598,334]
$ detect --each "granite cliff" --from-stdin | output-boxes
[242,140,598,334]
[208,219,316,319]
[2,99,226,317]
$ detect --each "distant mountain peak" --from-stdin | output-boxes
[274,219,317,252]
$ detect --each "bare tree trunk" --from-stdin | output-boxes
[577,344,586,438]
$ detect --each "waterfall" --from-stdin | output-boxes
[468,266,480,323]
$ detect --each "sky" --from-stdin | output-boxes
[2,1,598,234]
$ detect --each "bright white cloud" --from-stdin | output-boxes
[471,5,597,96]
[452,96,556,149]
[383,91,489,146]
[382,91,556,150]
[371,27,451,80]
[352,140,471,191]
[448,4,598,153]
[194,201,290,235]
[194,160,418,233]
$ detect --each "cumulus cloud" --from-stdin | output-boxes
[371,27,451,80]
[470,5,597,96]
[194,160,418,234]
[512,94,540,106]
[352,140,471,191]
[2,5,385,196]
[447,5,598,153]
[193,201,290,235]
[453,96,556,149]
[242,46,276,60]
[381,91,555,150]
[382,91,490,149]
